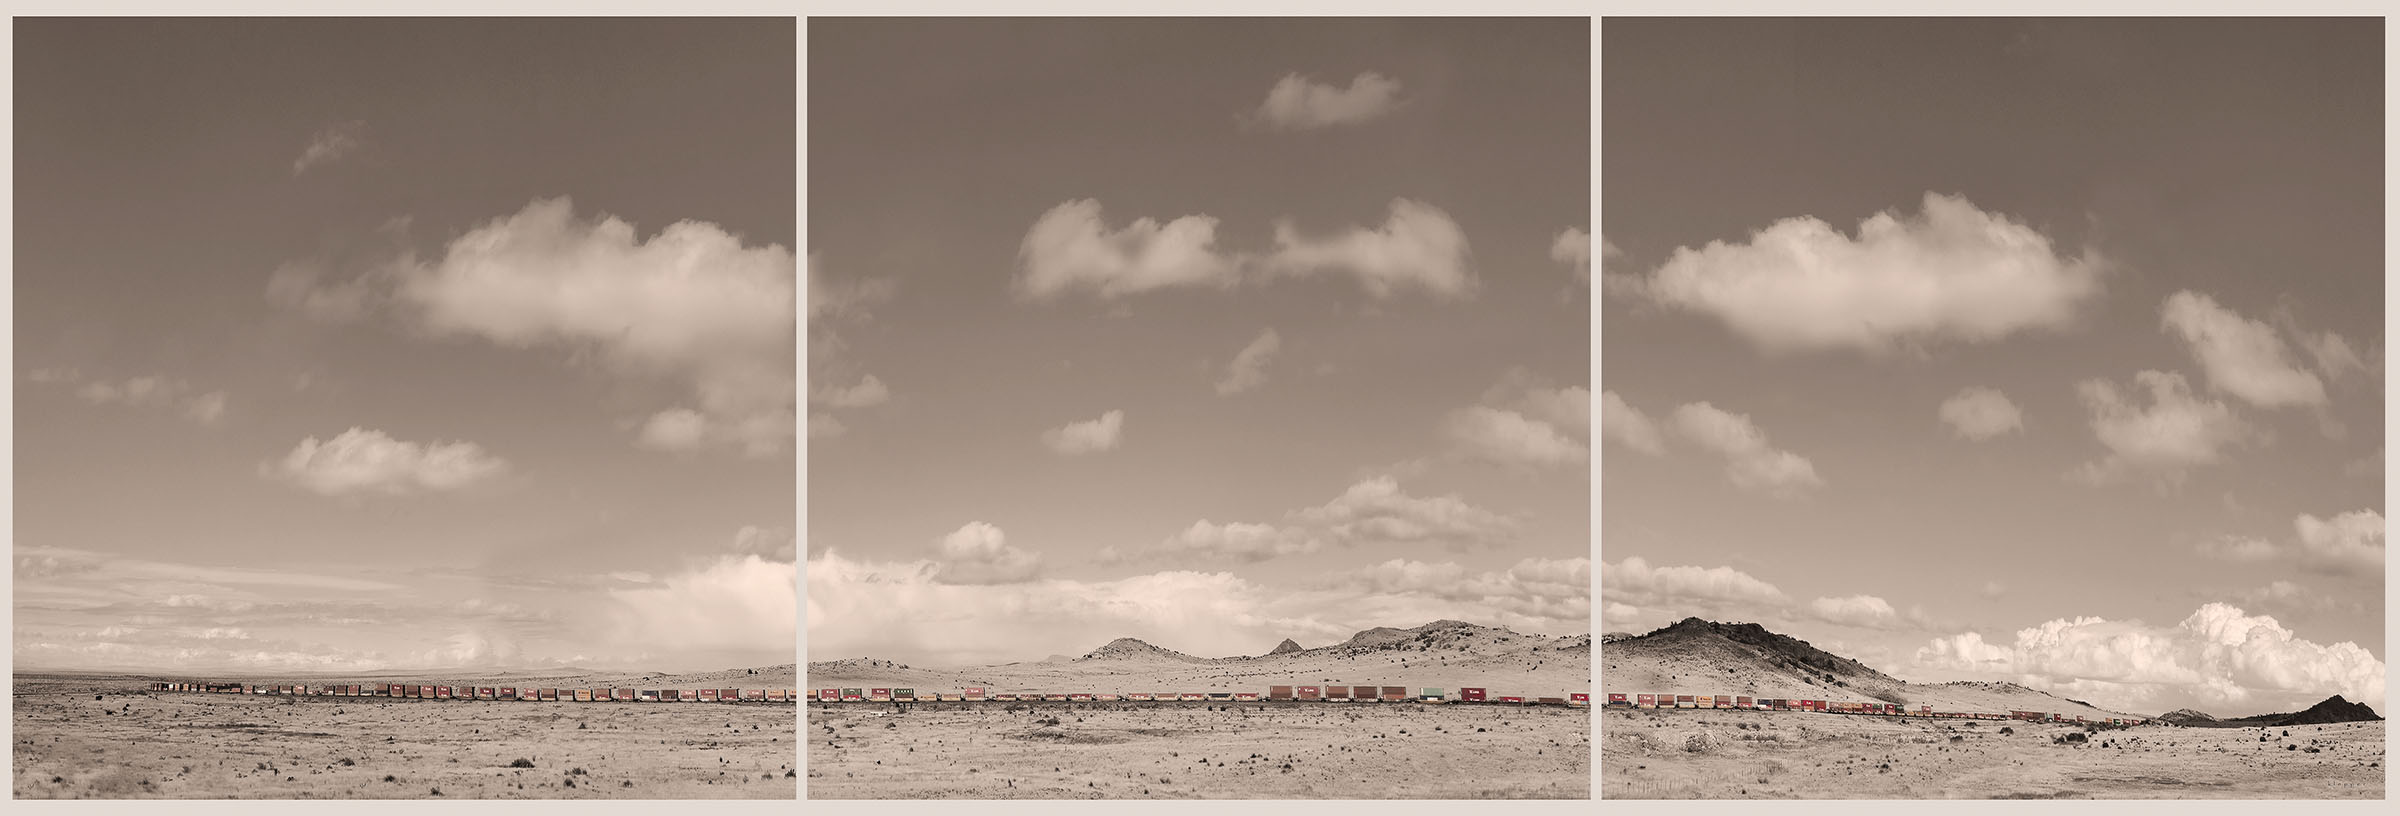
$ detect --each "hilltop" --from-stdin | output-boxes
[1602,617,2132,719]
[2161,696,2385,728]
[807,620,1590,698]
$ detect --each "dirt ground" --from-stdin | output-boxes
[12,674,796,799]
[806,701,1588,799]
[1601,708,2383,799]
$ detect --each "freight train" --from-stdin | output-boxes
[1600,692,2146,726]
[146,681,794,703]
[807,685,1592,707]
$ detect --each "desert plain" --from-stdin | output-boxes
[1602,708,2382,799]
[13,666,798,799]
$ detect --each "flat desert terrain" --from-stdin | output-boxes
[1602,708,2383,799]
[13,670,798,799]
[808,700,1587,799]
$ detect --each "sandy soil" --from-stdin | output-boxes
[12,673,797,799]
[806,701,1587,799]
[1601,708,2383,799]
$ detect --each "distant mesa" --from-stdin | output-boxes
[1077,638,1209,663]
[2164,696,2385,728]
[1266,638,1304,657]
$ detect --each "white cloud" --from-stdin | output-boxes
[2071,370,2254,485]
[2299,329,2369,381]
[1215,328,1282,396]
[1808,594,1901,628]
[1445,378,1590,470]
[1445,406,1587,468]
[1042,409,1125,455]
[806,412,848,440]
[930,521,1044,585]
[386,197,794,456]
[292,120,365,175]
[1262,198,1474,299]
[1600,557,1791,618]
[609,554,796,657]
[1331,557,1589,622]
[815,374,890,409]
[2160,291,2326,408]
[1913,603,2385,714]
[2294,509,2383,575]
[270,427,508,496]
[1292,476,1520,552]
[1015,199,1238,300]
[1600,390,1667,456]
[1617,192,2101,354]
[2197,536,2280,563]
[730,525,797,562]
[1667,402,1823,496]
[1551,227,1591,283]
[1938,386,2024,440]
[1105,477,1518,566]
[1124,520,1323,565]
[1247,71,1405,131]
[46,373,228,426]
[635,408,710,453]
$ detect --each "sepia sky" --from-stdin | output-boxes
[13,19,797,674]
[1602,18,2384,717]
[807,18,1590,667]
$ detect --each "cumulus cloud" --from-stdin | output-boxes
[1445,375,1589,469]
[1600,556,1790,610]
[1104,477,1518,566]
[1913,603,2385,714]
[2294,509,2383,575]
[38,372,228,426]
[1616,192,2101,354]
[1041,409,1125,455]
[1329,557,1590,622]
[2197,536,2280,563]
[372,198,794,457]
[1292,476,1520,552]
[1600,390,1667,456]
[2160,291,2326,408]
[815,374,890,409]
[1015,199,1238,300]
[1215,328,1282,395]
[1939,386,2024,440]
[730,525,797,562]
[1808,594,1901,628]
[2071,370,2253,485]
[929,522,1043,585]
[1668,402,1823,496]
[1246,71,1405,131]
[1261,198,1474,299]
[2299,329,2369,382]
[292,120,365,175]
[609,553,796,657]
[1120,520,1324,565]
[1551,227,1591,283]
[270,427,508,496]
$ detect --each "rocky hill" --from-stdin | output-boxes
[1265,638,1303,656]
[1603,617,2132,719]
[1077,638,1209,663]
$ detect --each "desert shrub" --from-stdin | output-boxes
[338,758,354,767]
[509,758,535,768]
[1998,727,2013,735]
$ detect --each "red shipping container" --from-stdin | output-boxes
[1460,687,1487,702]
[1636,693,1656,708]
[1297,685,1322,700]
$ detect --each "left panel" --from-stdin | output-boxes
[12,17,798,800]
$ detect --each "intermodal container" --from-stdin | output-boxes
[1735,695,1753,709]
[1461,687,1488,703]
[1269,685,1294,700]
[1298,685,1322,701]
[1179,693,1204,702]
[1380,686,1407,702]
[963,687,986,701]
[1572,693,1591,707]
[1637,693,1656,708]
[1500,696,1527,705]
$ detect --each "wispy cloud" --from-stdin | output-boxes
[1245,71,1406,131]
[292,120,366,175]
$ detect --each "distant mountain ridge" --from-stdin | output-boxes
[2161,696,2384,728]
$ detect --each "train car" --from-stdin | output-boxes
[1065,693,1091,702]
[1538,697,1567,707]
[1233,692,1259,702]
[1353,686,1382,702]
[629,690,651,702]
[535,688,555,701]
[1324,686,1351,702]
[436,686,453,699]
[1298,685,1323,701]
[1499,696,1527,705]
[1461,687,1488,703]
[1380,686,1407,702]
[1421,688,1446,703]
[1736,695,1755,709]
[757,690,777,702]
[743,689,765,702]
[1606,693,1630,708]
[1207,692,1234,702]
[1571,693,1591,707]
[566,689,585,702]
[1268,685,1295,701]
[1127,693,1154,702]
[958,686,983,702]
[1636,693,1656,709]
[719,688,740,702]
[939,693,963,702]
[715,690,732,703]
[894,688,918,702]
[1713,695,1733,709]
[605,688,627,702]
